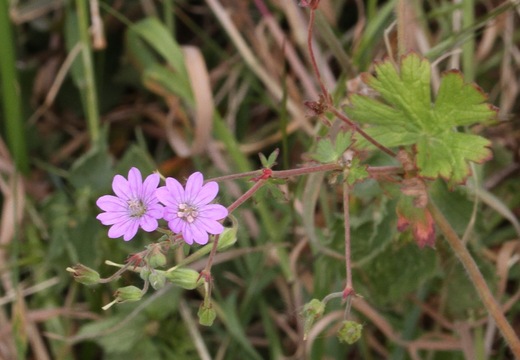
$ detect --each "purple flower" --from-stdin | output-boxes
[156,172,228,245]
[96,167,164,241]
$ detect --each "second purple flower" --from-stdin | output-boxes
[156,172,228,245]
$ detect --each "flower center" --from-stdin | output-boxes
[177,203,199,223]
[127,198,146,218]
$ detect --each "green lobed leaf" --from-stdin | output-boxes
[312,131,354,164]
[312,137,337,163]
[345,53,495,185]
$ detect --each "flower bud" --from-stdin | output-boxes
[66,264,100,286]
[301,299,325,339]
[303,298,325,318]
[216,224,237,251]
[114,286,143,303]
[337,320,363,344]
[146,247,167,268]
[148,271,166,290]
[164,268,202,290]
[198,302,216,326]
[140,267,151,281]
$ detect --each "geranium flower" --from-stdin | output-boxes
[96,167,164,241]
[156,172,228,245]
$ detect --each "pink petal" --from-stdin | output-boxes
[139,215,159,232]
[168,217,185,233]
[181,224,195,245]
[184,172,203,202]
[97,211,128,225]
[165,177,185,203]
[193,181,219,206]
[189,224,209,245]
[112,175,131,200]
[196,218,224,235]
[199,204,228,220]
[142,173,160,202]
[127,167,143,198]
[156,187,176,207]
[163,207,179,222]
[108,218,137,240]
[146,203,164,219]
[123,221,140,241]
[96,195,127,212]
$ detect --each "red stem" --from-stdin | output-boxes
[307,10,329,100]
[227,179,268,214]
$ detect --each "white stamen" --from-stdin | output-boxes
[177,203,199,223]
[128,198,146,217]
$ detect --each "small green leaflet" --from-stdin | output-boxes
[259,148,279,168]
[312,131,369,185]
[345,53,495,185]
[345,157,369,186]
[312,131,352,163]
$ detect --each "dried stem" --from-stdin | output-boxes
[428,200,520,357]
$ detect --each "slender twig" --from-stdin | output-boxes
[307,9,329,100]
[101,260,135,283]
[206,170,264,183]
[343,182,354,296]
[210,164,402,184]
[322,291,343,305]
[428,200,520,357]
[227,179,268,214]
[271,163,341,178]
[304,7,397,159]
[203,234,220,274]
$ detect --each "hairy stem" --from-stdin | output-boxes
[343,182,354,296]
[209,164,402,184]
[203,234,220,274]
[226,179,268,214]
[428,201,520,357]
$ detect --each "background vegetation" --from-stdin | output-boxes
[1,0,520,359]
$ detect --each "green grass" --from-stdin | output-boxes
[1,1,519,359]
